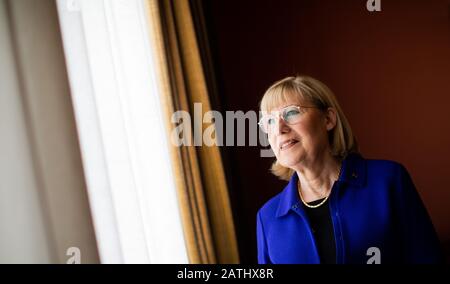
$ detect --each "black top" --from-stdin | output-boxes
[303,198,336,264]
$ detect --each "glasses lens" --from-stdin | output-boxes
[259,115,276,133]
[282,106,301,124]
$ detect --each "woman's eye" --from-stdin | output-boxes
[267,117,276,125]
[284,110,300,119]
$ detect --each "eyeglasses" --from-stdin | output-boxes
[258,105,318,134]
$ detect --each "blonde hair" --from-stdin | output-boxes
[260,75,359,181]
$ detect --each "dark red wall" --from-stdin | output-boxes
[203,0,450,263]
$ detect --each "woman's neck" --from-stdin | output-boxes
[295,153,341,202]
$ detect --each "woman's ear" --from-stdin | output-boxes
[325,107,337,131]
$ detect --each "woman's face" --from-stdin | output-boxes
[266,95,336,169]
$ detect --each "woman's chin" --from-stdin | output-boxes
[278,151,304,167]
[279,157,303,169]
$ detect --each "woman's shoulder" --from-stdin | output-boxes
[363,155,409,176]
[257,191,284,219]
[353,154,413,189]
[257,175,299,220]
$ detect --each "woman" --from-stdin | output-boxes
[256,75,443,264]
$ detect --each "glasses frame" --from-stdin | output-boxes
[258,105,318,134]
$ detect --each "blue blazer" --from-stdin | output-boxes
[257,154,443,264]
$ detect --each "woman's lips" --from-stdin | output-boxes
[280,139,299,150]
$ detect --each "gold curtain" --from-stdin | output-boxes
[144,0,239,264]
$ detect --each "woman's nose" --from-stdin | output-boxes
[274,117,290,135]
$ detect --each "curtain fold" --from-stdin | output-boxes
[144,0,239,264]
